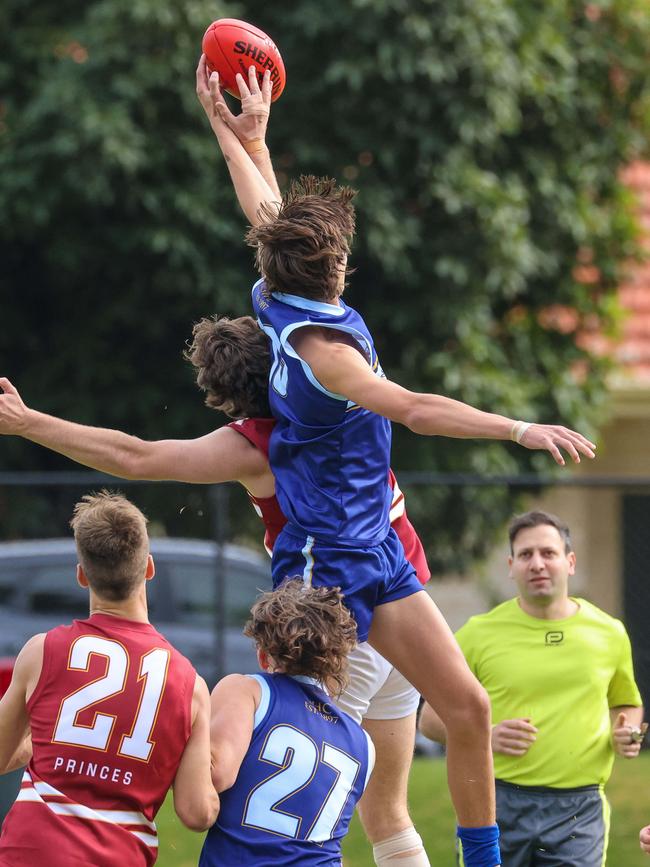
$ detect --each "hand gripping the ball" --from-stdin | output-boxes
[196,56,272,148]
[215,64,273,148]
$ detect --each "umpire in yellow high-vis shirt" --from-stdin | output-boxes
[419,509,644,867]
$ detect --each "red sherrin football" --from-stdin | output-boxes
[202,18,286,102]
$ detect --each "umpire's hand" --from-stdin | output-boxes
[639,825,650,854]
[491,718,537,756]
[612,712,646,758]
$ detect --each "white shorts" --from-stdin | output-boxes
[334,641,420,724]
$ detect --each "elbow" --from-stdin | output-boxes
[417,716,445,745]
[118,442,153,481]
[416,714,430,739]
[403,403,430,436]
[176,793,220,832]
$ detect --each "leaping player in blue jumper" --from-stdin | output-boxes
[196,57,597,867]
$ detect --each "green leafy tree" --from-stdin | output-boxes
[1,0,649,567]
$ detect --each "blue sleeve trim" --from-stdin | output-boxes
[363,730,375,790]
[248,674,272,730]
[279,321,374,402]
[272,291,346,317]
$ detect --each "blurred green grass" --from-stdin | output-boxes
[156,753,650,866]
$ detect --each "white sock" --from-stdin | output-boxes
[372,826,430,866]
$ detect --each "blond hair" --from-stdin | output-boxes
[70,491,149,601]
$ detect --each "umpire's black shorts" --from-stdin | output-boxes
[489,779,610,867]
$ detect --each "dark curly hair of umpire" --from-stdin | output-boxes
[244,579,357,696]
[247,176,357,302]
[184,315,272,419]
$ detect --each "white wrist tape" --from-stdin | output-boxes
[510,420,532,444]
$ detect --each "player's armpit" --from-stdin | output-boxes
[3,733,32,773]
[292,333,416,423]
[172,676,220,832]
[209,674,260,792]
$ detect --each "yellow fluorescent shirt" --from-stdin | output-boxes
[456,597,642,788]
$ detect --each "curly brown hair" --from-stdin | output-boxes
[244,579,357,696]
[184,315,272,419]
[247,176,357,302]
[70,490,149,601]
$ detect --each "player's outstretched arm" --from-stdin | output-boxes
[0,378,272,491]
[293,333,596,466]
[208,674,259,792]
[210,64,282,202]
[172,675,220,832]
[196,55,279,225]
[0,635,44,774]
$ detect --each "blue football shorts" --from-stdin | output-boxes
[271,525,424,642]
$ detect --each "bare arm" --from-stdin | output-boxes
[196,55,278,225]
[209,674,259,792]
[0,635,44,774]
[5,734,32,772]
[419,701,538,758]
[293,330,596,466]
[418,702,448,745]
[172,675,220,831]
[0,378,273,495]
[208,63,282,201]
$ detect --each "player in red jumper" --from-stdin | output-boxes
[0,320,431,863]
[0,491,219,867]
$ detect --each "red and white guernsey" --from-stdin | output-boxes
[228,418,431,584]
[0,613,196,867]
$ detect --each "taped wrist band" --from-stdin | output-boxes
[242,138,266,154]
[510,420,532,444]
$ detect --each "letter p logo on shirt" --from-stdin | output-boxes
[545,631,564,645]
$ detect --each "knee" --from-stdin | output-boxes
[442,680,491,736]
[358,796,411,842]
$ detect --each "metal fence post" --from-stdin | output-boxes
[209,484,230,684]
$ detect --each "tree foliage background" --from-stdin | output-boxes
[1,0,649,569]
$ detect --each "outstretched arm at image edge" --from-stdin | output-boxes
[0,635,43,774]
[0,378,268,487]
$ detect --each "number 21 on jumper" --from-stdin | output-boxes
[52,635,169,762]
